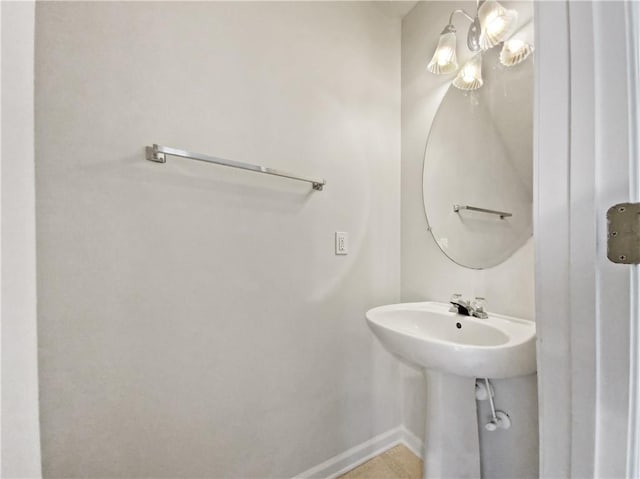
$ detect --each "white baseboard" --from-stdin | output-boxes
[399,426,424,460]
[294,426,424,479]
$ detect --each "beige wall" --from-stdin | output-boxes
[1,2,43,477]
[400,2,537,477]
[35,3,401,477]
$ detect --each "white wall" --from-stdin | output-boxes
[400,2,537,477]
[1,2,43,477]
[34,3,401,477]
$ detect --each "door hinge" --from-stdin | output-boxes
[607,202,640,264]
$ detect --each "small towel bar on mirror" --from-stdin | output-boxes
[145,144,326,191]
[453,204,512,219]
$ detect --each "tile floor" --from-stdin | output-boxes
[337,444,423,479]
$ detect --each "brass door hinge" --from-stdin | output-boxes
[607,202,640,264]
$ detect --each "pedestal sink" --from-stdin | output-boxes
[365,302,536,479]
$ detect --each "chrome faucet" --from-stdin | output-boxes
[449,294,488,319]
[449,294,471,315]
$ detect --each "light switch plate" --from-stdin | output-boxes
[335,232,348,255]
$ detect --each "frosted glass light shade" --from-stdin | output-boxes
[478,0,518,50]
[427,30,458,75]
[453,54,483,90]
[499,39,533,66]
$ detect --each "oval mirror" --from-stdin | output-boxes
[422,46,533,269]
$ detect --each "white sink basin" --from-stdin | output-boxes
[366,301,536,378]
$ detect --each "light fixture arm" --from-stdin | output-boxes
[445,9,482,52]
[448,9,475,26]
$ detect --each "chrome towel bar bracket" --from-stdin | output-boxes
[453,204,512,219]
[145,144,326,191]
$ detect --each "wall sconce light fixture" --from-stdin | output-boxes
[427,1,533,91]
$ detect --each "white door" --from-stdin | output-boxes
[536,1,640,477]
[625,2,640,477]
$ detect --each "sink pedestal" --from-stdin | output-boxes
[422,369,481,479]
[365,302,536,478]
